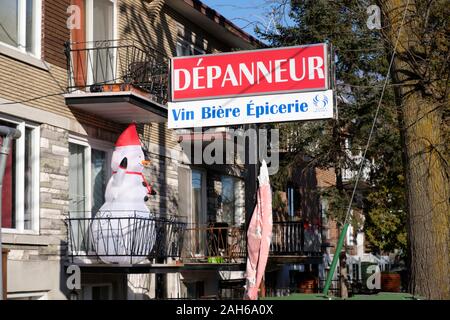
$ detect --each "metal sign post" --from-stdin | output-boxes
[0,126,21,300]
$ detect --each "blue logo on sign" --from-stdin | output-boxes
[313,94,329,109]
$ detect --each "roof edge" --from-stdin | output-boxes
[168,0,266,49]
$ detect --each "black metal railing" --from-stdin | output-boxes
[270,221,322,255]
[65,39,169,104]
[182,224,246,263]
[66,212,186,263]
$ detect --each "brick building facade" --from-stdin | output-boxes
[0,0,259,300]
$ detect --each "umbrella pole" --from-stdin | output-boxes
[322,223,349,297]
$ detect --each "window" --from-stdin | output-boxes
[68,138,111,253]
[176,38,205,57]
[287,185,301,218]
[81,283,112,300]
[0,0,42,57]
[88,0,115,84]
[91,149,107,213]
[69,143,87,213]
[176,24,206,57]
[220,176,235,225]
[0,118,39,232]
[91,0,114,42]
[219,176,244,226]
[346,223,356,246]
[192,170,205,224]
[68,137,112,217]
[191,169,206,254]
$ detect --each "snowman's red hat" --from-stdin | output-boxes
[115,123,141,147]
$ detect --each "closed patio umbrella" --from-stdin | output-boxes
[245,160,272,300]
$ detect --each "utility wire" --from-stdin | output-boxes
[0,22,67,93]
[342,0,411,226]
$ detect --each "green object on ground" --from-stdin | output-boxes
[262,292,423,300]
[262,294,335,300]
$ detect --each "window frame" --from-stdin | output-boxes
[85,0,117,43]
[189,168,207,256]
[220,175,236,225]
[0,0,42,58]
[0,114,40,234]
[85,0,117,86]
[176,23,207,57]
[190,168,207,226]
[346,219,356,246]
[176,37,206,57]
[68,134,113,218]
[81,283,113,300]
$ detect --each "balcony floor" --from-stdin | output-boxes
[268,255,323,264]
[66,261,184,274]
[64,90,167,124]
[182,262,246,271]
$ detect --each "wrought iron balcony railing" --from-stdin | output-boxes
[182,223,246,264]
[270,221,322,256]
[66,212,186,264]
[65,39,169,104]
[180,220,321,264]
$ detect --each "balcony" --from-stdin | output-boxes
[270,221,322,262]
[181,224,246,266]
[66,213,186,267]
[64,39,169,124]
[180,221,321,267]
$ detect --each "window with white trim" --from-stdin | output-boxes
[176,24,206,57]
[68,136,113,217]
[0,0,42,57]
[176,37,205,57]
[219,175,244,226]
[346,223,356,246]
[0,117,40,232]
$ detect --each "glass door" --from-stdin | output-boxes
[69,143,87,214]
[91,148,107,214]
[69,143,88,253]
[191,170,206,255]
[86,0,115,86]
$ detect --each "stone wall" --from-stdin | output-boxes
[40,124,70,258]
[4,123,70,299]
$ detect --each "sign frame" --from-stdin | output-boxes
[168,89,334,129]
[170,43,331,103]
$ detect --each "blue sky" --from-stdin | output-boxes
[202,0,280,39]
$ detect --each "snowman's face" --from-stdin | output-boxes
[111,145,147,172]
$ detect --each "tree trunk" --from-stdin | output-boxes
[380,0,450,299]
[339,251,349,298]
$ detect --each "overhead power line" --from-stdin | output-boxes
[342,0,411,226]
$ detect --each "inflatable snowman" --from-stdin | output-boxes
[91,123,157,264]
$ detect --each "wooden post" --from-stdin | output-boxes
[339,251,348,298]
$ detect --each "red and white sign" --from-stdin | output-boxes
[171,44,329,102]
